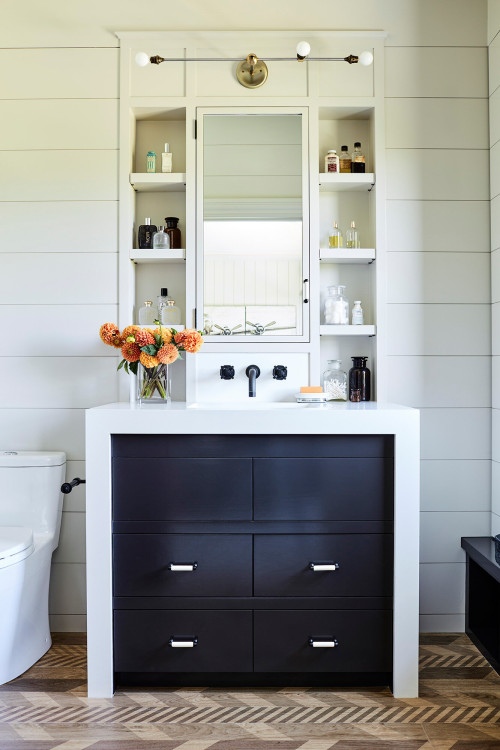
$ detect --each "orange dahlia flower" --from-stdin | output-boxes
[99,323,122,348]
[134,329,155,347]
[121,325,140,340]
[174,329,203,353]
[121,341,140,362]
[157,343,179,365]
[157,326,173,344]
[140,351,159,368]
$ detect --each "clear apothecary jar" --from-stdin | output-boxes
[323,360,348,401]
[324,285,349,325]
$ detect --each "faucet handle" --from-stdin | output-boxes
[220,365,235,380]
[273,365,288,381]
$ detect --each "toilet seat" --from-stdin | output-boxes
[0,526,34,569]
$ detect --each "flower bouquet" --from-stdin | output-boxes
[99,322,203,404]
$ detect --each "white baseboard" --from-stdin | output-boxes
[419,614,465,633]
[50,614,87,632]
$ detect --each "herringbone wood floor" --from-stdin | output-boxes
[1,634,500,749]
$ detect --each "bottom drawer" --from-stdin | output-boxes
[114,610,253,673]
[254,610,392,673]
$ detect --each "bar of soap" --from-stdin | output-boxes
[300,386,323,393]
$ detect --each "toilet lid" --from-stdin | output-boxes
[0,526,33,560]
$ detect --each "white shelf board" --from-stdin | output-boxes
[130,248,186,264]
[129,173,187,192]
[319,173,375,192]
[320,249,375,264]
[320,325,376,336]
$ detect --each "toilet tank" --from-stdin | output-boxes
[0,452,66,542]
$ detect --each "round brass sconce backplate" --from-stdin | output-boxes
[236,54,268,88]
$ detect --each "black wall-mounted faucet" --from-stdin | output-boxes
[273,365,288,380]
[245,365,260,397]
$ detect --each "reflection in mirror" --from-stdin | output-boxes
[203,113,304,337]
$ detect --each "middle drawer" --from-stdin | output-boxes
[113,534,252,596]
[254,534,393,597]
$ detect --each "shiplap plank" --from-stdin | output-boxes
[0,202,117,252]
[387,149,490,200]
[493,303,500,355]
[421,408,491,460]
[493,462,500,516]
[490,31,500,94]
[0,305,118,356]
[493,248,500,302]
[387,252,490,303]
[0,48,118,99]
[63,460,86,512]
[0,254,117,304]
[420,563,465,614]
[381,0,486,46]
[49,563,86,615]
[387,356,490,408]
[492,195,500,250]
[386,98,488,149]
[490,85,500,146]
[421,460,491,512]
[53,512,86,564]
[0,409,85,460]
[489,0,500,43]
[0,357,118,408]
[385,47,488,98]
[386,304,491,355]
[0,100,118,151]
[49,614,86,632]
[493,357,500,409]
[0,151,118,201]
[386,200,490,253]
[420,511,490,563]
[493,408,500,462]
[420,614,465,632]
[491,140,500,198]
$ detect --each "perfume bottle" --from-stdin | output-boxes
[137,218,158,250]
[146,151,156,173]
[152,226,171,250]
[351,142,366,173]
[161,143,172,173]
[324,285,349,325]
[157,288,169,319]
[345,221,359,248]
[352,300,364,325]
[328,222,343,248]
[161,299,182,325]
[339,145,351,173]
[164,217,181,249]
[138,301,157,325]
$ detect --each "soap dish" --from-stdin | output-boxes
[295,392,328,404]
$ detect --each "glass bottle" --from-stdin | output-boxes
[164,217,181,249]
[323,359,348,401]
[324,149,339,173]
[351,142,366,173]
[349,356,371,401]
[328,222,343,248]
[137,217,157,250]
[161,299,182,325]
[157,288,169,319]
[345,221,359,248]
[324,285,349,325]
[161,143,172,173]
[138,301,157,326]
[146,151,156,173]
[339,145,352,173]
[152,226,171,250]
[352,300,364,325]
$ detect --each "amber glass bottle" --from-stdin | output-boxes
[164,217,181,249]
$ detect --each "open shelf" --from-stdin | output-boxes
[130,248,186,264]
[320,325,376,336]
[319,173,375,192]
[130,173,187,192]
[320,249,375,264]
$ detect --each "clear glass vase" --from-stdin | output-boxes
[136,363,171,404]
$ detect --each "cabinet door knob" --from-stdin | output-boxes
[308,638,338,648]
[309,562,339,571]
[169,637,198,648]
[169,562,198,572]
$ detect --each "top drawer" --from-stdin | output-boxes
[113,458,252,520]
[253,458,393,520]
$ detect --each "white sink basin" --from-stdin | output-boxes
[187,402,329,410]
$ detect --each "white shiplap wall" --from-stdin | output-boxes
[0,0,490,631]
[490,0,500,539]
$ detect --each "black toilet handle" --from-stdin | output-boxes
[61,477,86,494]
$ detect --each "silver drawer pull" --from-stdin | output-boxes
[169,638,198,648]
[169,562,198,572]
[309,638,338,648]
[309,562,339,572]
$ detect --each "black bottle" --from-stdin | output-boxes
[137,217,157,250]
[349,356,371,401]
[164,217,181,249]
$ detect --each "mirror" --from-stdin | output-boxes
[200,111,307,338]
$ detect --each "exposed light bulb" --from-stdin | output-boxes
[358,50,374,67]
[135,52,150,67]
[296,41,311,60]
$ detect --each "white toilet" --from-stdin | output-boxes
[0,450,66,684]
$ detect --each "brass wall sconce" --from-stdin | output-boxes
[135,43,374,89]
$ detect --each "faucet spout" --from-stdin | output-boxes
[245,365,261,397]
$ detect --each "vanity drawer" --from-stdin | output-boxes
[114,610,253,672]
[113,534,252,596]
[253,458,393,520]
[113,458,252,520]
[254,610,392,673]
[254,534,393,597]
